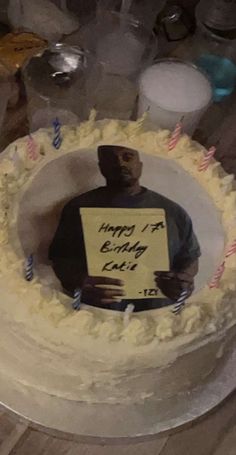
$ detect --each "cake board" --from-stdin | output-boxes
[0,348,235,443]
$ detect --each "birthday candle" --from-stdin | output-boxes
[52,118,62,150]
[225,239,236,258]
[73,288,82,311]
[209,261,225,289]
[24,254,34,282]
[168,119,183,151]
[173,289,188,315]
[27,135,38,161]
[124,303,135,326]
[209,239,236,289]
[198,146,216,172]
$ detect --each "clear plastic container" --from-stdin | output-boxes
[65,11,158,77]
[96,0,167,33]
[23,44,92,131]
[65,11,158,120]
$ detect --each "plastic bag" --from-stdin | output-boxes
[8,0,79,42]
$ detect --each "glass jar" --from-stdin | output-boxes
[196,0,236,33]
[192,0,236,102]
[191,23,236,102]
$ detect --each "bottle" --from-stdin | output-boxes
[196,0,236,36]
[191,0,236,103]
[154,4,195,57]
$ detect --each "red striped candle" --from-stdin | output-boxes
[198,146,216,172]
[225,239,236,258]
[209,239,236,288]
[27,135,38,161]
[168,120,183,151]
[209,261,225,289]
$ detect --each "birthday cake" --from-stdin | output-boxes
[0,114,236,404]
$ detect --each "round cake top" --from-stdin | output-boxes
[0,114,235,352]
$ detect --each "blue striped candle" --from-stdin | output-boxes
[172,289,188,315]
[24,254,34,282]
[52,117,62,150]
[73,288,82,311]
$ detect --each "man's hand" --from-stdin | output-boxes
[81,276,125,306]
[154,271,195,301]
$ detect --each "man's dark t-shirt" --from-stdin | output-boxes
[49,187,201,311]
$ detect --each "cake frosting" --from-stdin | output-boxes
[0,113,236,404]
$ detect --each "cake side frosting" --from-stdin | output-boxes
[0,115,235,403]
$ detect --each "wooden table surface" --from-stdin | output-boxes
[0,89,236,454]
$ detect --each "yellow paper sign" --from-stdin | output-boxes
[80,208,170,299]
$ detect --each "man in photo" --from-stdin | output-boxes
[49,145,201,311]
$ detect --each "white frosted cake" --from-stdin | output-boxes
[0,114,236,404]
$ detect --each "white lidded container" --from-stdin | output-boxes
[138,59,213,135]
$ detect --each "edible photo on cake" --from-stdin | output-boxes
[48,145,201,312]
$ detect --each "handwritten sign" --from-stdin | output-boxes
[80,208,169,299]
